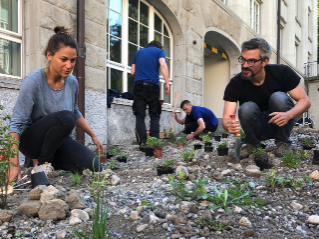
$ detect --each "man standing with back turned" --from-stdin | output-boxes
[222,38,311,157]
[131,40,170,146]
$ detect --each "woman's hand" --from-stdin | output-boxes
[8,164,21,185]
[92,136,105,154]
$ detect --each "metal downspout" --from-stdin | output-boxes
[76,0,86,145]
[276,0,281,64]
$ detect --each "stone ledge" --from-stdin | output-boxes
[0,77,23,90]
[111,98,181,112]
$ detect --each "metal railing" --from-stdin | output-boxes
[304,61,318,77]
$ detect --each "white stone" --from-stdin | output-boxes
[130,211,141,221]
[162,177,169,183]
[176,166,189,178]
[308,215,319,224]
[179,201,192,213]
[71,209,90,221]
[200,201,214,207]
[156,179,163,184]
[221,169,232,176]
[233,205,243,214]
[136,224,148,232]
[233,164,243,171]
[290,202,303,211]
[111,175,121,185]
[256,186,267,190]
[56,230,67,239]
[69,216,82,226]
[309,171,319,181]
[204,154,210,160]
[40,185,62,203]
[149,215,159,222]
[239,217,252,227]
[120,209,127,215]
[244,165,261,177]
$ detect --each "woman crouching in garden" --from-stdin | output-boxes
[8,26,104,184]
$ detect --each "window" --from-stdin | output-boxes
[0,0,21,77]
[221,0,227,4]
[295,41,299,67]
[250,0,260,33]
[106,0,173,103]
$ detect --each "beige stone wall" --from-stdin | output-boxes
[308,81,319,129]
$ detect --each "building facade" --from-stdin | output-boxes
[0,0,317,146]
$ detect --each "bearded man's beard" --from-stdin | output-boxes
[241,67,257,80]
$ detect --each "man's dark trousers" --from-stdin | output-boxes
[238,92,295,147]
[133,81,161,144]
[184,115,218,134]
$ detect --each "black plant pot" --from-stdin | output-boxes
[217,148,228,156]
[255,159,270,171]
[313,150,319,166]
[222,134,228,138]
[157,166,175,176]
[261,144,267,149]
[145,148,154,157]
[140,147,146,152]
[31,172,50,189]
[107,153,115,159]
[204,142,212,146]
[204,146,213,152]
[117,156,127,163]
[214,136,221,142]
[303,145,316,150]
[194,144,202,150]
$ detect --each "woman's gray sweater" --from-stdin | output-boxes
[9,68,82,135]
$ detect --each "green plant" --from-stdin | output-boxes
[239,128,246,138]
[164,128,176,143]
[263,169,278,188]
[177,136,187,144]
[217,142,228,149]
[223,130,229,135]
[303,139,314,146]
[178,147,198,162]
[108,159,119,170]
[162,159,176,169]
[114,147,122,154]
[118,152,127,158]
[14,233,26,237]
[70,172,82,186]
[141,201,152,208]
[106,148,116,155]
[199,132,207,139]
[263,169,308,188]
[166,174,209,204]
[203,134,211,143]
[295,150,309,159]
[281,150,301,169]
[146,137,165,149]
[73,162,111,238]
[208,221,230,232]
[252,147,263,159]
[198,220,207,227]
[215,132,221,136]
[0,105,19,209]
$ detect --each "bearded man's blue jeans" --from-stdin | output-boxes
[238,92,295,147]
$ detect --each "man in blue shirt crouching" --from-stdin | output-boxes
[173,100,218,140]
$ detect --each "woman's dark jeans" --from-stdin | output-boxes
[238,92,295,147]
[20,110,101,173]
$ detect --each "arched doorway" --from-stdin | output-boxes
[204,28,241,118]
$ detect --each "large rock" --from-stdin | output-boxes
[28,185,47,200]
[65,193,85,210]
[130,211,141,221]
[221,169,232,176]
[69,216,82,226]
[0,210,13,222]
[198,210,212,221]
[71,209,90,221]
[173,212,187,225]
[178,201,192,214]
[38,199,69,221]
[40,185,63,203]
[290,202,303,211]
[56,230,67,239]
[111,175,121,185]
[244,165,261,177]
[19,200,42,217]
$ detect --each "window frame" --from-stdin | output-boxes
[106,0,173,103]
[0,0,22,79]
[250,0,260,34]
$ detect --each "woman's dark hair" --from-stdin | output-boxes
[147,40,163,49]
[44,26,78,57]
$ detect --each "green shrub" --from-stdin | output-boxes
[239,128,246,138]
[217,142,228,149]
[203,135,211,143]
[70,172,82,186]
[252,147,263,159]
[215,132,221,137]
[281,150,301,169]
[177,136,187,144]
[146,137,165,149]
[178,147,198,162]
[162,159,176,169]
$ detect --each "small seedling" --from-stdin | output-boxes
[215,132,221,137]
[303,139,314,147]
[162,159,176,169]
[108,159,119,169]
[252,147,263,159]
[146,137,165,149]
[118,152,127,158]
[203,134,211,143]
[70,172,82,186]
[198,220,207,227]
[239,128,246,138]
[208,221,230,232]
[223,130,229,135]
[164,128,176,143]
[141,201,152,208]
[177,136,187,144]
[217,142,228,149]
[199,132,207,139]
[178,147,198,162]
[281,150,301,169]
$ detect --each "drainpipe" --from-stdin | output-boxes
[276,0,281,64]
[76,0,86,145]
